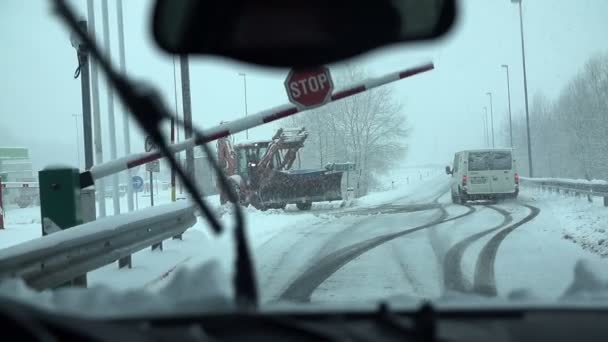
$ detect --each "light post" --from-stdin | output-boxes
[238,73,249,140]
[511,0,533,176]
[72,114,81,168]
[483,106,489,147]
[70,20,93,170]
[501,64,514,147]
[486,92,495,148]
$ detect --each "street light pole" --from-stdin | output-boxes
[71,20,93,170]
[101,0,120,215]
[501,64,514,147]
[238,73,249,140]
[72,114,81,168]
[512,0,533,176]
[86,0,106,217]
[116,0,134,212]
[486,92,495,148]
[180,56,194,180]
[483,106,489,147]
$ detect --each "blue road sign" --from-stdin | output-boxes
[132,176,144,192]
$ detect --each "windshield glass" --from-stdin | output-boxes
[468,151,512,171]
[2,0,608,318]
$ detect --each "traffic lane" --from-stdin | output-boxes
[492,198,608,299]
[308,202,516,303]
[256,207,445,303]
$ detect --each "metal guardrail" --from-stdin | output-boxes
[521,177,608,206]
[0,201,195,290]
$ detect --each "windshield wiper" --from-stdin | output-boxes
[51,0,258,309]
[377,302,437,342]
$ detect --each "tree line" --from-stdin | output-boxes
[500,52,608,180]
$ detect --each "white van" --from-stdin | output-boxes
[446,149,519,203]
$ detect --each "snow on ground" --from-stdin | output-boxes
[6,168,608,316]
[521,186,608,257]
[0,206,41,249]
[355,167,445,207]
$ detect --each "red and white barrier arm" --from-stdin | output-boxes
[80,62,434,188]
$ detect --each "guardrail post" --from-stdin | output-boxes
[604,196,608,207]
[588,194,593,203]
[152,241,163,251]
[39,167,87,287]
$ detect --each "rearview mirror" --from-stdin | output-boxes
[152,0,457,68]
[445,166,452,175]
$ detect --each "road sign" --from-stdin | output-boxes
[132,176,144,192]
[146,160,160,173]
[284,67,334,110]
[326,162,356,172]
[144,136,157,152]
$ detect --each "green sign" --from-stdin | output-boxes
[0,147,29,160]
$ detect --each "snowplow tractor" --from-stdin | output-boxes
[258,169,344,210]
[217,127,344,211]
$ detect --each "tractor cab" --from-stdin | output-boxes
[234,141,276,183]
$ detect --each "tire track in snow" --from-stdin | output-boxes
[473,204,540,296]
[426,204,475,289]
[260,189,449,302]
[278,201,477,303]
[442,205,513,293]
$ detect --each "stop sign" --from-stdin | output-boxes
[284,67,334,110]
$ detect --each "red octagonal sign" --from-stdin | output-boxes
[284,67,334,110]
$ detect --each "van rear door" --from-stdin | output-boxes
[466,151,491,194]
[488,151,515,193]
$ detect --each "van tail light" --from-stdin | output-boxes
[514,173,520,184]
[462,175,467,186]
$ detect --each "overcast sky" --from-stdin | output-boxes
[1,0,607,174]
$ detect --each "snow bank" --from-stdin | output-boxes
[522,176,608,185]
[522,187,608,257]
[0,259,234,318]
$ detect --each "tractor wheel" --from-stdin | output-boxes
[451,191,457,204]
[296,201,312,211]
[227,180,242,205]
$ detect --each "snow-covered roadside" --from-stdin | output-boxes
[521,186,608,257]
[0,206,41,250]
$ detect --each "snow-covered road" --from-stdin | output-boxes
[250,177,608,305]
[2,168,608,312]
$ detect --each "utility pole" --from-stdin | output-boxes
[512,0,533,176]
[87,0,106,217]
[239,73,249,140]
[486,92,495,148]
[116,0,134,212]
[501,64,514,147]
[101,0,120,215]
[180,56,194,180]
[172,57,183,195]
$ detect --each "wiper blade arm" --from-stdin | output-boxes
[377,302,437,341]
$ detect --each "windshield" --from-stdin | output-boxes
[2,0,608,319]
[468,151,512,171]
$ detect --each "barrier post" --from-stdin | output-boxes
[39,167,87,287]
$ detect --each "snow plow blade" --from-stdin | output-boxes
[260,169,344,205]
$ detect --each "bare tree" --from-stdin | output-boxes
[280,64,409,196]
[499,51,608,180]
